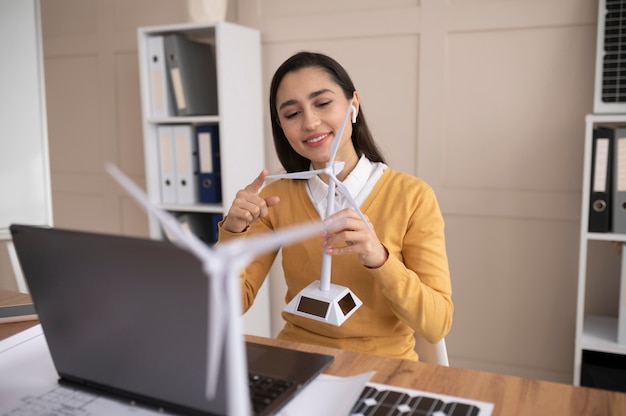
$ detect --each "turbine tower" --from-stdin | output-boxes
[266,99,370,326]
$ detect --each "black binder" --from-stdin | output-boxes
[164,34,218,116]
[196,124,222,203]
[589,127,614,232]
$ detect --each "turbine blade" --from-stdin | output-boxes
[328,98,354,164]
[219,221,326,272]
[266,170,321,180]
[106,164,230,397]
[334,179,373,232]
[106,164,209,258]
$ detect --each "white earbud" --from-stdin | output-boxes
[350,105,358,123]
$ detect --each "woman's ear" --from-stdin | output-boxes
[351,91,360,124]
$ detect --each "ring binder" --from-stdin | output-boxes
[613,129,626,234]
[589,127,614,232]
[164,34,218,116]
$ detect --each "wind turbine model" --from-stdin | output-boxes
[106,164,326,416]
[266,99,371,327]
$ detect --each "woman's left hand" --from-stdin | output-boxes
[322,208,388,268]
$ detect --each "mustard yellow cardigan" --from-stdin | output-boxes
[218,168,453,361]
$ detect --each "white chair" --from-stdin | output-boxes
[415,334,449,366]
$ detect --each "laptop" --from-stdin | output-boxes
[9,224,334,416]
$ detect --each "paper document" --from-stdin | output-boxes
[278,371,375,416]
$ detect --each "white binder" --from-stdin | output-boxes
[147,36,174,118]
[613,130,626,233]
[156,125,177,204]
[174,125,198,204]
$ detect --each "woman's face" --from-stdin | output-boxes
[275,66,358,170]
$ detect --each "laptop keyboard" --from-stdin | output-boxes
[6,386,97,416]
[6,376,296,416]
[248,372,294,414]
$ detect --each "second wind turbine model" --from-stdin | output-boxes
[106,164,327,416]
[266,99,371,326]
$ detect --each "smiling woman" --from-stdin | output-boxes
[218,51,453,362]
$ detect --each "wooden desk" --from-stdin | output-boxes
[0,290,38,340]
[2,320,625,415]
[247,335,626,416]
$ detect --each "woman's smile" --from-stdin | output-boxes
[304,132,330,146]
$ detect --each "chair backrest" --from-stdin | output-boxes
[414,334,449,366]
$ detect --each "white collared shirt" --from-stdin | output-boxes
[306,155,387,218]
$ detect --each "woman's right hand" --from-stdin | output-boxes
[222,169,280,233]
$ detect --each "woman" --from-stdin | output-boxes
[218,51,453,361]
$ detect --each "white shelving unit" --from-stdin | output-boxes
[136,21,271,337]
[574,114,626,385]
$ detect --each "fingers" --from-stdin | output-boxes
[246,169,269,194]
[265,195,281,208]
[245,169,280,214]
[323,208,371,234]
[222,169,280,233]
[321,208,387,267]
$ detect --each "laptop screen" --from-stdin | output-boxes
[11,224,229,415]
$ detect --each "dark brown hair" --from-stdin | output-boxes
[269,52,386,172]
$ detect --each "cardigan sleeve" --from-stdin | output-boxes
[366,182,453,343]
[217,217,278,312]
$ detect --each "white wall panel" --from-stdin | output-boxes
[114,51,144,177]
[445,215,578,381]
[45,56,101,174]
[439,24,595,220]
[257,0,418,18]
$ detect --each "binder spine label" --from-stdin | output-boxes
[618,139,626,193]
[593,139,609,192]
[198,132,214,173]
[170,67,187,110]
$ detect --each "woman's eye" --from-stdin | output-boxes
[284,111,299,120]
[317,101,331,108]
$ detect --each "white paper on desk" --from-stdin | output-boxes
[0,325,177,416]
[0,324,57,410]
[277,371,375,416]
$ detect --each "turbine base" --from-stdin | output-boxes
[283,280,362,326]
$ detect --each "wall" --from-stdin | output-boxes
[237,0,597,383]
[4,0,598,384]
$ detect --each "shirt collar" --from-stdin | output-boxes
[307,155,374,207]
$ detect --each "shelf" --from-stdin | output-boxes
[138,21,217,37]
[137,20,264,237]
[575,113,626,384]
[586,113,626,125]
[584,232,626,242]
[159,203,223,214]
[147,116,220,125]
[137,21,270,338]
[582,315,626,355]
